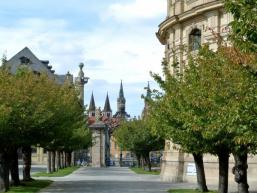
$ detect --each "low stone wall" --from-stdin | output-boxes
[161,149,257,191]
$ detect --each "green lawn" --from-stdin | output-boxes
[168,189,217,193]
[7,180,52,193]
[32,166,80,177]
[130,167,160,175]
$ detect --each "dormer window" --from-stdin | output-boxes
[33,71,41,76]
[19,56,31,65]
[189,29,201,51]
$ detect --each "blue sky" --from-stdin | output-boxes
[0,0,166,117]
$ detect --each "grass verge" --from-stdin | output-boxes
[130,167,160,175]
[168,189,217,193]
[7,180,52,193]
[32,166,80,177]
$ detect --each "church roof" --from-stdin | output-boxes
[103,93,112,112]
[6,47,66,84]
[89,92,96,111]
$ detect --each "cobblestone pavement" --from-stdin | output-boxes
[38,167,196,193]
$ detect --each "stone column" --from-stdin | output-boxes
[90,122,106,168]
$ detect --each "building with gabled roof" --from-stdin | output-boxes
[5,47,68,85]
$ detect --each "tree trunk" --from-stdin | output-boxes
[144,154,152,172]
[51,151,56,172]
[218,150,229,193]
[233,153,249,193]
[136,154,141,168]
[192,153,208,192]
[63,151,66,168]
[56,151,60,171]
[0,152,10,192]
[66,152,71,167]
[47,151,51,174]
[71,152,75,166]
[60,151,63,169]
[141,157,145,169]
[9,148,20,186]
[22,146,32,181]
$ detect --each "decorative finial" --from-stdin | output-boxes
[79,62,84,70]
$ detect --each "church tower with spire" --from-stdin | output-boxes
[113,81,130,118]
[88,92,96,117]
[102,93,112,118]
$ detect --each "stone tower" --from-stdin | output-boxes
[76,63,89,106]
[113,81,130,118]
[102,93,112,118]
[88,92,96,117]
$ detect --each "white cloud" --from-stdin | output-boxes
[106,0,166,22]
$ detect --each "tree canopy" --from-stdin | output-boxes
[149,44,257,193]
[223,0,257,53]
[114,118,164,170]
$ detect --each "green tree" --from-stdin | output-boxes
[150,46,257,193]
[0,70,16,191]
[114,119,164,171]
[0,68,92,190]
[149,60,209,192]
[223,0,257,53]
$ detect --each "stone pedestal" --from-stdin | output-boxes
[90,122,106,167]
[160,140,184,182]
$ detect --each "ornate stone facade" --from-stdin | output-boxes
[157,0,232,74]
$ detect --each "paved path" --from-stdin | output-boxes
[38,167,197,193]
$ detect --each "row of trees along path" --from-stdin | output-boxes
[149,1,257,193]
[114,118,164,172]
[0,67,91,192]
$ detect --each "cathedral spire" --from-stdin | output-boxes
[117,80,126,113]
[103,93,112,112]
[103,93,112,118]
[89,92,96,111]
[119,80,124,98]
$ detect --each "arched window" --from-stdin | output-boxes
[189,28,201,51]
